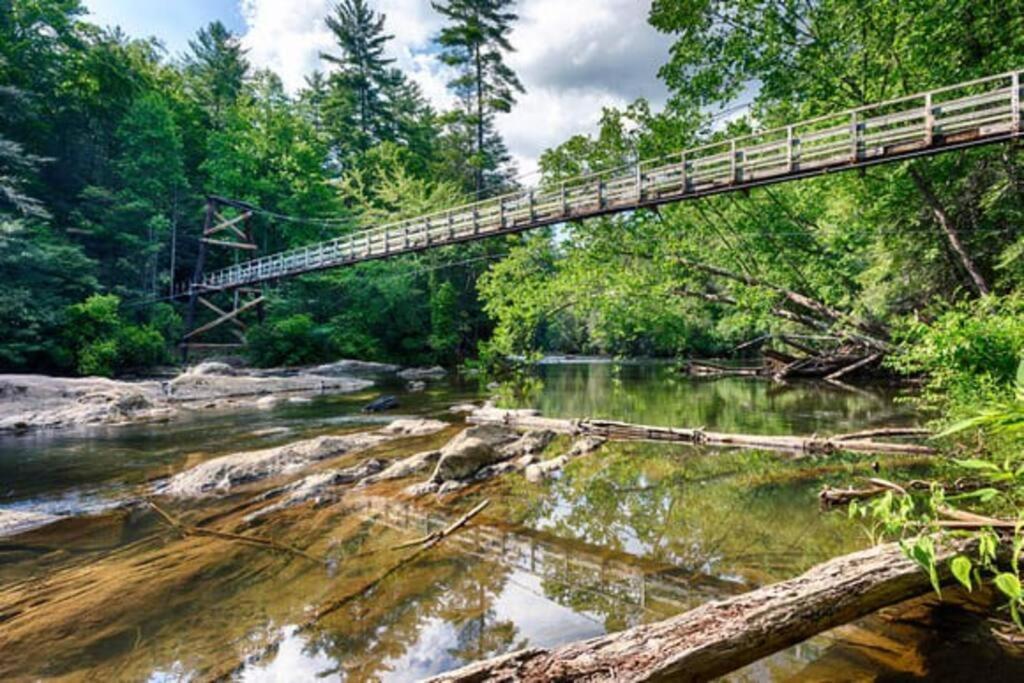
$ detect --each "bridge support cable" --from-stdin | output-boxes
[179,69,1024,296]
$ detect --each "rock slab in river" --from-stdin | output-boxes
[429,424,521,482]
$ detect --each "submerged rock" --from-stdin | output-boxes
[429,424,520,482]
[0,509,62,538]
[363,395,399,413]
[244,458,386,522]
[407,380,427,392]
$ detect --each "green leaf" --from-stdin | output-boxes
[950,556,972,591]
[994,573,1022,600]
[951,458,1002,472]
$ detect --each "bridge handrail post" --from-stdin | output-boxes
[597,178,604,208]
[447,210,455,240]
[560,182,568,215]
[785,125,794,172]
[681,151,687,192]
[384,228,390,254]
[528,191,535,222]
[1013,71,1021,132]
[472,206,480,234]
[731,139,738,184]
[499,199,505,229]
[850,110,859,162]
[635,161,643,201]
[924,91,934,146]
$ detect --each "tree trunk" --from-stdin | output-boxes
[468,409,935,456]
[426,538,967,682]
[474,42,484,197]
[909,167,990,296]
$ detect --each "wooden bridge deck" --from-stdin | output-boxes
[193,70,1022,294]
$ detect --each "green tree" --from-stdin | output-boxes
[63,294,168,376]
[432,0,524,195]
[321,0,395,147]
[185,21,249,125]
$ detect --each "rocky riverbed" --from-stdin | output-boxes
[0,360,447,434]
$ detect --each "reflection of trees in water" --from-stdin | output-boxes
[510,363,910,435]
[503,444,865,586]
[306,551,517,680]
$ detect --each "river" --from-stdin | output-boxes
[0,361,1019,681]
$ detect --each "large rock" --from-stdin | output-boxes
[244,458,386,522]
[0,375,167,433]
[499,430,555,459]
[168,372,371,402]
[430,424,520,482]
[398,366,447,381]
[309,359,401,376]
[359,450,441,485]
[162,418,447,498]
[186,361,236,376]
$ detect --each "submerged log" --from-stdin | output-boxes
[468,409,936,457]
[426,537,967,682]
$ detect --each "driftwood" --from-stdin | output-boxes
[425,537,968,682]
[469,410,936,457]
[148,500,323,564]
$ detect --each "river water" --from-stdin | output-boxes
[0,362,1019,681]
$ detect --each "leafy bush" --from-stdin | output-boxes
[890,295,1024,412]
[247,314,336,367]
[63,294,169,376]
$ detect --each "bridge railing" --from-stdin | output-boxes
[198,69,1021,291]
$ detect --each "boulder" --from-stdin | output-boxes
[187,361,235,376]
[363,395,399,413]
[309,360,401,376]
[378,419,448,437]
[429,424,520,482]
[359,450,441,485]
[407,380,427,392]
[499,430,555,459]
[569,435,607,457]
[398,366,447,381]
[448,403,478,414]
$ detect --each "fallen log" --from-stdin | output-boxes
[468,409,936,457]
[425,537,968,682]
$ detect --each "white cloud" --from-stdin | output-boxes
[238,0,671,175]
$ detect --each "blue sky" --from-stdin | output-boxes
[84,0,245,58]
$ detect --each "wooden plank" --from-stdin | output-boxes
[205,211,252,237]
[184,296,264,340]
[197,297,247,330]
[200,238,258,250]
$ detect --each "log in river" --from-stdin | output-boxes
[426,537,966,682]
[469,407,936,456]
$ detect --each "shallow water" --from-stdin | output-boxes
[0,362,1018,681]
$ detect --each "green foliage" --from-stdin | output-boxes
[63,294,169,376]
[432,0,524,194]
[247,313,335,368]
[890,296,1024,411]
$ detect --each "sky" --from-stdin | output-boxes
[83,0,674,176]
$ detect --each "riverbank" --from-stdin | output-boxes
[0,360,448,435]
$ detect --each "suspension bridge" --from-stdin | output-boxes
[178,69,1023,351]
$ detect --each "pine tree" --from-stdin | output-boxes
[185,21,249,124]
[432,0,524,196]
[321,0,396,146]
